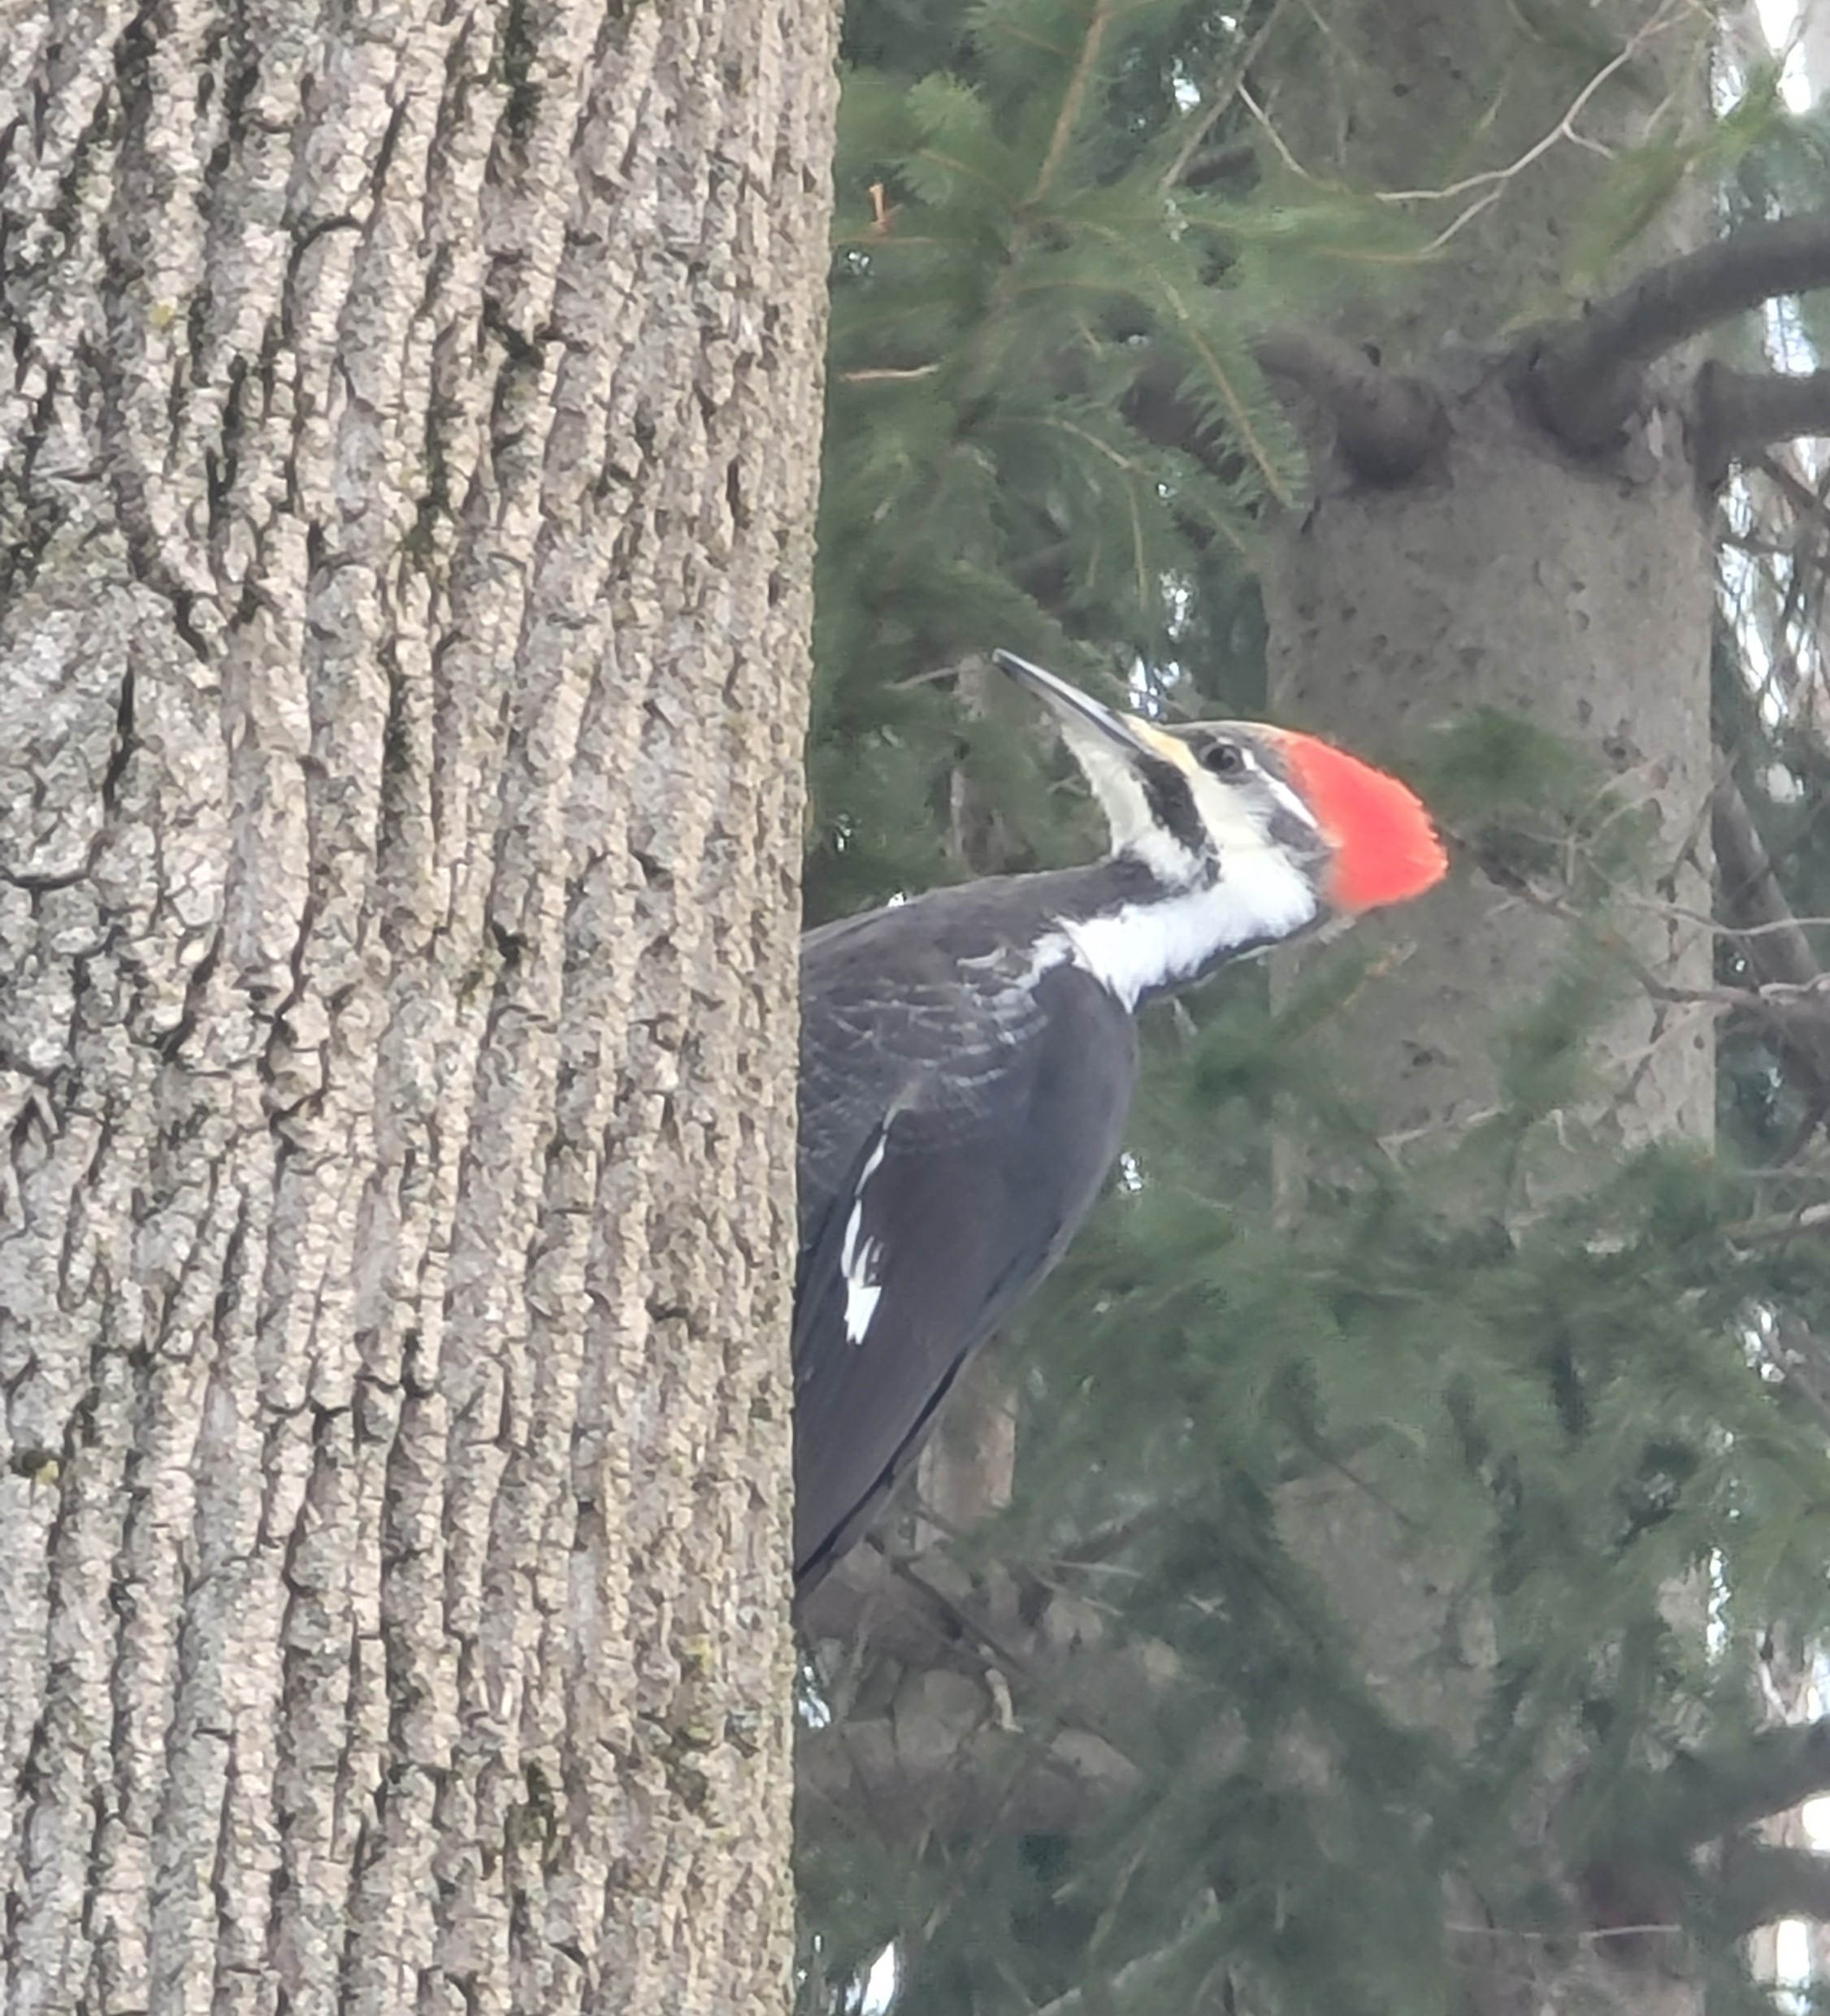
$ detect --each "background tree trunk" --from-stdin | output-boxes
[0,0,836,2009]
[1264,0,1717,1197]
[1264,7,1716,2014]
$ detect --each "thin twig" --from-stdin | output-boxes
[1238,4,1680,214]
[839,364,944,384]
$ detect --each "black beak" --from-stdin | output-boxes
[992,652,1157,764]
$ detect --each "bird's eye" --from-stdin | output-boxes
[1202,740,1248,778]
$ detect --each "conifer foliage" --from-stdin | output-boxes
[800,3,1830,2013]
[809,0,1356,917]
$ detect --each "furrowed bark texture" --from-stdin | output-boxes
[0,0,836,2009]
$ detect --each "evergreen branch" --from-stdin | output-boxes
[1123,351,1231,481]
[1023,412,1157,475]
[1636,1718,1830,1849]
[1713,1840,1830,1933]
[1061,218,1296,502]
[1235,81,1323,189]
[1528,210,1830,452]
[1027,0,1112,208]
[1030,1901,1225,2016]
[1126,331,1442,488]
[1167,289,1296,507]
[1693,363,1830,484]
[1251,327,1446,482]
[1123,474,1149,615]
[915,146,1015,199]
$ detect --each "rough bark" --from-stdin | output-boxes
[0,0,836,2009]
[1260,5,1717,2013]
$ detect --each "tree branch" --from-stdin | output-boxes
[1031,1901,1226,2016]
[1528,210,1830,452]
[1574,1723,1830,1941]
[798,1540,1055,1675]
[1715,1840,1830,1934]
[1715,773,1823,993]
[1249,328,1446,483]
[1124,333,1442,489]
[1712,770,1830,1103]
[1178,141,1255,189]
[1640,1717,1830,1850]
[1694,363,1830,485]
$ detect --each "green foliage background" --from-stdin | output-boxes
[797,3,1830,2011]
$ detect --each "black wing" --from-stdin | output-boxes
[794,894,1138,1589]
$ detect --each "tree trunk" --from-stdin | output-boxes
[0,0,836,2008]
[1264,0,1717,1195]
[1262,6,1715,2014]
[1268,364,1715,1190]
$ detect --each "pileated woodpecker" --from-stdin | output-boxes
[794,652,1446,1590]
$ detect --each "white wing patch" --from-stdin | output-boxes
[839,1129,891,1345]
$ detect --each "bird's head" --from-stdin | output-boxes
[995,651,1446,917]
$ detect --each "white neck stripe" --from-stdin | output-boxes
[1042,852,1319,1008]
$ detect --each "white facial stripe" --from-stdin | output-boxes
[1052,846,1319,1008]
[1060,711,1324,908]
[1059,722,1204,883]
[840,1131,891,1344]
[1183,766,1275,858]
[1261,769,1321,835]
